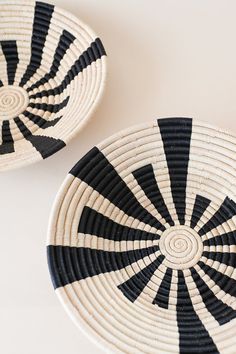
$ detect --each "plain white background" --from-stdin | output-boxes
[1,1,236,353]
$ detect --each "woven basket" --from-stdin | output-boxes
[0,0,106,171]
[47,118,236,354]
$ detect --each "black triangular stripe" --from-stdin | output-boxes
[26,135,65,158]
[198,261,236,298]
[1,40,19,85]
[29,38,106,99]
[118,255,164,302]
[132,164,174,226]
[70,147,165,231]
[177,270,219,353]
[190,194,211,229]
[191,267,236,325]
[158,118,192,225]
[203,231,236,246]
[153,267,172,308]
[21,111,62,129]
[198,197,236,236]
[14,117,65,158]
[0,120,14,155]
[202,251,236,268]
[78,206,159,241]
[28,95,69,113]
[47,245,159,289]
[20,1,54,87]
[21,95,69,129]
[27,29,76,92]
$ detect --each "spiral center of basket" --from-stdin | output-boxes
[159,225,203,270]
[0,86,29,120]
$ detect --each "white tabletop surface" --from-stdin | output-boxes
[1,0,236,353]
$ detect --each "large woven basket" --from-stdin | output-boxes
[0,0,106,171]
[47,118,236,354]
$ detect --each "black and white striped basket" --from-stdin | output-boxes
[47,117,236,354]
[0,0,106,170]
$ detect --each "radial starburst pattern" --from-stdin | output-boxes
[48,118,236,353]
[0,1,106,170]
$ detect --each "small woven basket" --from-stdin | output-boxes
[0,0,107,170]
[48,117,236,354]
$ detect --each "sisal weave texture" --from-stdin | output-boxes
[48,118,236,353]
[0,0,107,170]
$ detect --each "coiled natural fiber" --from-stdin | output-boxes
[47,118,236,353]
[0,0,107,170]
